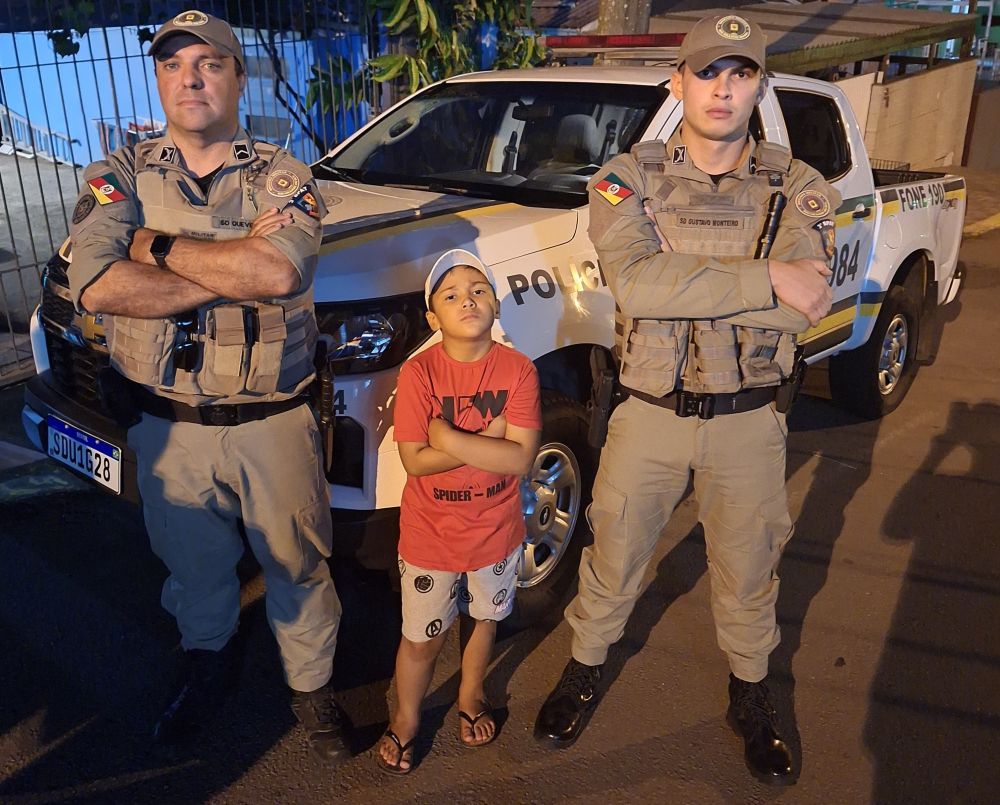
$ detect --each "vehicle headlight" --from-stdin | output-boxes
[315,292,431,374]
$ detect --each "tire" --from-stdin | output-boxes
[506,392,597,630]
[829,280,921,419]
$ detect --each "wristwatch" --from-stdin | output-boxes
[149,234,175,268]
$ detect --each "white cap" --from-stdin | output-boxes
[424,248,497,308]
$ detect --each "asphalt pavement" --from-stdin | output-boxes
[1,172,999,803]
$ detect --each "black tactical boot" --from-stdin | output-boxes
[726,674,795,785]
[290,683,352,765]
[533,658,602,748]
[153,645,236,745]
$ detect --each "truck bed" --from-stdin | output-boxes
[872,167,949,188]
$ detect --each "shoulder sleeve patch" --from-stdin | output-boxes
[266,169,301,198]
[72,194,96,224]
[812,219,836,259]
[285,185,323,219]
[87,172,127,205]
[594,172,634,206]
[794,188,831,218]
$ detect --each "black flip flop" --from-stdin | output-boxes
[458,707,497,748]
[375,728,416,775]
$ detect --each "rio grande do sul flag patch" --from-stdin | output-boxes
[594,173,634,206]
[87,173,126,205]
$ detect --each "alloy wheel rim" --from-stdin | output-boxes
[518,442,581,589]
[877,313,909,395]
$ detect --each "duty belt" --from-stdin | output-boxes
[133,386,309,426]
[623,385,777,420]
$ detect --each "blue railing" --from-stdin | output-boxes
[0,102,76,163]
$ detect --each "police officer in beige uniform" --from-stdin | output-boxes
[65,11,348,762]
[534,15,839,784]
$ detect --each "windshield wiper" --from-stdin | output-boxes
[314,163,358,182]
[383,181,496,200]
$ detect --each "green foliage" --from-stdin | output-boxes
[306,57,367,115]
[39,1,542,147]
[367,0,542,95]
[45,0,96,57]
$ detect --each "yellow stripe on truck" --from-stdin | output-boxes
[799,306,855,342]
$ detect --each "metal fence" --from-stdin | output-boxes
[0,0,381,386]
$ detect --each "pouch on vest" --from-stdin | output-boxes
[689,320,741,393]
[619,319,686,398]
[201,304,249,395]
[106,315,176,387]
[736,327,795,388]
[245,303,287,393]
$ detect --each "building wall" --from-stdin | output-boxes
[835,72,877,138]
[965,83,1000,169]
[862,58,977,168]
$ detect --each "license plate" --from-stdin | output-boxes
[46,414,122,494]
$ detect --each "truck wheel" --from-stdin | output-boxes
[507,392,596,630]
[829,282,921,419]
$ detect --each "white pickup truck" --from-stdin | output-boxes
[22,64,966,621]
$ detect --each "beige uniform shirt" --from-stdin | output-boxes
[66,129,327,404]
[588,130,841,394]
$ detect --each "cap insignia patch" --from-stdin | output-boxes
[716,15,751,41]
[173,11,208,26]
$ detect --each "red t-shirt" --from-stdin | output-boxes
[393,341,542,571]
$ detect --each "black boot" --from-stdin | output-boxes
[533,658,602,748]
[290,683,352,765]
[726,674,794,785]
[153,646,236,745]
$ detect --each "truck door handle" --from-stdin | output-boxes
[852,205,872,220]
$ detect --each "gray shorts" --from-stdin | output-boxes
[398,546,521,643]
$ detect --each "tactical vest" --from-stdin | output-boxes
[615,140,797,397]
[105,139,317,400]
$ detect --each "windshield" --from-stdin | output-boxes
[315,80,668,208]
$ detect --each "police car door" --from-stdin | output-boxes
[768,79,876,359]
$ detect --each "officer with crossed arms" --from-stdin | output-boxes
[66,11,348,762]
[534,14,839,785]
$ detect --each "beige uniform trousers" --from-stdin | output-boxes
[565,394,792,682]
[128,403,340,692]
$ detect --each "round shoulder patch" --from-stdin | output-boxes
[72,194,96,225]
[265,169,301,198]
[716,15,751,41]
[794,189,831,218]
[173,10,208,26]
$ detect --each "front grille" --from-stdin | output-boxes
[329,416,364,488]
[41,282,76,328]
[44,329,110,410]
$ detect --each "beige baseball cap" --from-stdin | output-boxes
[150,9,245,72]
[678,13,767,73]
[425,249,497,309]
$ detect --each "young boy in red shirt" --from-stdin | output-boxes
[376,249,542,774]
